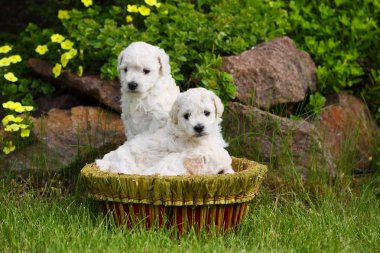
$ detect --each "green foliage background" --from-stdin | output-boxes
[1,0,379,119]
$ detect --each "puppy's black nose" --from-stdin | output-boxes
[128,81,138,91]
[193,124,204,133]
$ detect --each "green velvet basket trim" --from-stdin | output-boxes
[80,157,267,206]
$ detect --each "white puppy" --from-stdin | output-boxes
[118,42,180,139]
[96,88,231,175]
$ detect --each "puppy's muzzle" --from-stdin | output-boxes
[193,124,205,136]
[128,81,138,91]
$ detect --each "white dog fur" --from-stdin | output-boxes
[96,88,232,176]
[140,145,234,176]
[118,42,180,139]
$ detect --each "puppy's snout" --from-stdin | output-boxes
[193,124,204,133]
[128,81,138,91]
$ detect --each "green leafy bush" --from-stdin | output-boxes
[1,0,379,120]
[0,44,53,106]
[362,69,380,121]
[286,0,380,117]
[15,0,291,103]
[307,92,326,115]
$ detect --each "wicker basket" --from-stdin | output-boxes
[81,157,267,234]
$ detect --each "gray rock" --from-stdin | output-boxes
[34,93,84,116]
[1,106,125,172]
[224,102,336,176]
[314,92,377,173]
[27,58,122,112]
[223,36,316,109]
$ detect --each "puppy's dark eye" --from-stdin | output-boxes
[183,113,190,120]
[204,110,210,116]
[124,67,128,72]
[143,69,150,74]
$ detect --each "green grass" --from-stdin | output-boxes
[1,170,379,253]
[1,104,379,252]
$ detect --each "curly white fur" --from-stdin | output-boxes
[118,42,180,139]
[96,88,232,176]
[140,145,234,176]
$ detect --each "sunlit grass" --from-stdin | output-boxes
[1,173,379,252]
[1,102,379,252]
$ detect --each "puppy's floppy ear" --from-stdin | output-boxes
[210,91,224,118]
[169,95,181,125]
[157,48,171,76]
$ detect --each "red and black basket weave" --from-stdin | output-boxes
[81,157,267,234]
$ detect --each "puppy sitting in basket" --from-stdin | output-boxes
[96,88,234,176]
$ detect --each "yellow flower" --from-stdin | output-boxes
[14,116,24,122]
[2,101,17,110]
[67,48,78,58]
[126,15,133,23]
[2,115,23,126]
[0,45,12,54]
[81,0,93,7]
[22,106,33,112]
[3,142,16,155]
[51,34,65,43]
[0,57,11,67]
[52,63,62,78]
[14,107,27,113]
[127,4,139,13]
[3,101,33,113]
[145,0,161,7]
[60,49,77,67]
[35,45,48,55]
[2,115,15,125]
[145,0,157,6]
[61,40,74,50]
[5,123,20,132]
[60,54,69,67]
[10,102,23,112]
[8,55,22,64]
[77,66,83,77]
[21,128,31,138]
[58,10,70,20]
[4,72,18,82]
[138,5,151,16]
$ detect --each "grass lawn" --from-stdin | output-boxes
[1,105,379,252]
[1,166,379,252]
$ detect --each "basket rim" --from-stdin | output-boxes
[81,157,267,206]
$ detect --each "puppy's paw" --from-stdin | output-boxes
[95,159,110,172]
[184,156,205,175]
[96,159,128,174]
